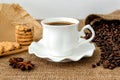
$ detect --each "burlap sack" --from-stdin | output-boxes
[0,4,120,80]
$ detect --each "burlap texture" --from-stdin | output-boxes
[0,4,120,80]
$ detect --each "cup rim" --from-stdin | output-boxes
[41,17,79,27]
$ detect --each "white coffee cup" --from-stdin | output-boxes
[41,17,95,56]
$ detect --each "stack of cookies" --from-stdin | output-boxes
[15,24,34,46]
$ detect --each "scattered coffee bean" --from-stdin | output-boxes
[92,64,96,68]
[96,62,100,66]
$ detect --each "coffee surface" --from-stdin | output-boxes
[45,21,74,26]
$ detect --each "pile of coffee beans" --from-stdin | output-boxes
[86,19,120,69]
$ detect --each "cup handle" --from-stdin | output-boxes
[78,24,95,46]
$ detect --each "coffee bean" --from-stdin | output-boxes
[86,19,120,70]
[103,60,110,68]
[92,64,96,68]
[96,62,100,66]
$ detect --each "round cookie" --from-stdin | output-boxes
[15,30,33,35]
[17,38,33,42]
[16,35,33,39]
[18,41,32,46]
[15,24,34,32]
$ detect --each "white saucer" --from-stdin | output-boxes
[28,39,95,62]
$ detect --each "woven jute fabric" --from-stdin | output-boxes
[0,4,120,80]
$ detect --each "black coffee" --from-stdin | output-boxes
[45,21,74,26]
